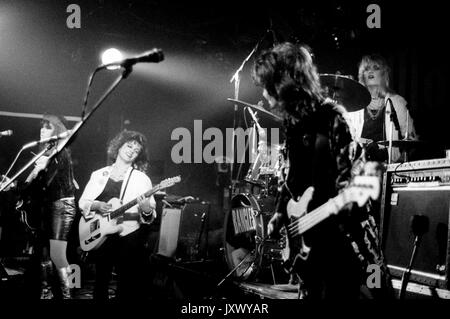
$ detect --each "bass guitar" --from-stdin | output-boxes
[281,176,380,272]
[79,176,181,251]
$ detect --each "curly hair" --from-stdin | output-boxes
[107,130,149,172]
[358,54,393,95]
[252,42,323,120]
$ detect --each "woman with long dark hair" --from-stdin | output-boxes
[253,43,392,299]
[24,114,77,299]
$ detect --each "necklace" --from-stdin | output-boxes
[367,98,384,120]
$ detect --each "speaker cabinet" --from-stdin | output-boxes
[382,186,450,288]
[157,202,210,261]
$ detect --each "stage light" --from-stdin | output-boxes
[101,48,123,70]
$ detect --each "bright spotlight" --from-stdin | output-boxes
[101,48,123,70]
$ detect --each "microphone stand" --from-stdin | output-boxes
[0,144,53,192]
[63,65,133,152]
[229,45,258,195]
[399,215,429,299]
[386,98,401,164]
[399,236,422,299]
[0,65,133,192]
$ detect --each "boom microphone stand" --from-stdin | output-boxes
[229,46,258,195]
[229,30,271,195]
[0,64,135,192]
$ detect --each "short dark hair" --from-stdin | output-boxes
[107,130,149,172]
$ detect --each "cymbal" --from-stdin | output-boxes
[227,98,283,121]
[320,74,371,112]
[377,139,427,148]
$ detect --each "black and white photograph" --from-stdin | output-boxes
[0,0,449,313]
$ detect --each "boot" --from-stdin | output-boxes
[52,266,72,300]
[40,260,54,300]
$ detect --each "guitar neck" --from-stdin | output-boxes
[110,184,161,220]
[294,191,348,235]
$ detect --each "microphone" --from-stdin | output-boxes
[23,130,72,149]
[0,130,13,137]
[386,98,401,133]
[103,49,164,68]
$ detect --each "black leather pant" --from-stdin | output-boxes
[48,197,76,241]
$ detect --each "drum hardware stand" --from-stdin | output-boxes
[194,212,207,260]
[218,230,271,288]
[216,248,257,289]
[0,259,9,282]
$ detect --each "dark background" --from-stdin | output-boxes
[1,0,449,256]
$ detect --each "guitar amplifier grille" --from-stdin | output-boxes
[382,186,450,288]
[157,203,210,261]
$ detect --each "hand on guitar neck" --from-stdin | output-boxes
[79,175,181,251]
[272,176,380,272]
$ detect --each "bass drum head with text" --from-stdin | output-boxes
[224,194,262,280]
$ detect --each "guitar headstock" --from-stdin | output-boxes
[346,176,380,207]
[159,175,181,189]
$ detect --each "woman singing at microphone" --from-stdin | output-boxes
[23,114,77,300]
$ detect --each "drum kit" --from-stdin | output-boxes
[222,74,427,286]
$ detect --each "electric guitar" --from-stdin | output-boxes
[79,176,181,251]
[281,176,380,272]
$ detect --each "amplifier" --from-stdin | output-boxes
[157,202,210,262]
[380,158,450,289]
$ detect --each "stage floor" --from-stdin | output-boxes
[2,257,450,300]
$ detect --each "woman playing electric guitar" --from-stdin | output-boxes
[79,130,156,301]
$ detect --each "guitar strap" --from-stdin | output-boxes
[120,168,134,203]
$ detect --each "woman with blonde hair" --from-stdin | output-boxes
[346,54,417,162]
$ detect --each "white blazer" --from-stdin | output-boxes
[79,166,156,236]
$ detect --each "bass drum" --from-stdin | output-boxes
[223,194,288,282]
